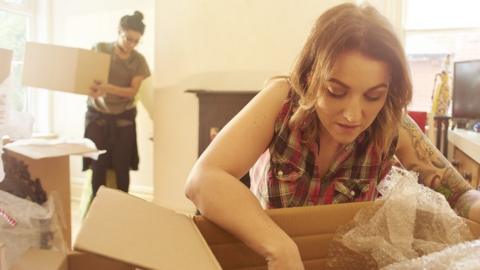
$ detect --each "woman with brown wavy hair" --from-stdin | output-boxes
[186,3,478,269]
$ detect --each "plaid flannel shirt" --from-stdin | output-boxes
[250,92,397,209]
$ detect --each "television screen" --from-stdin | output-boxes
[452,60,480,119]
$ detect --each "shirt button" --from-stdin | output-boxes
[277,170,284,177]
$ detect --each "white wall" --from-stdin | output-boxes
[153,0,354,213]
[364,0,406,43]
[50,0,155,193]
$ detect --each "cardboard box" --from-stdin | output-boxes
[0,48,13,84]
[10,249,134,270]
[0,242,7,270]
[74,187,480,269]
[22,42,110,95]
[2,140,100,247]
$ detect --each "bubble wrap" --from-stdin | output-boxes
[0,190,67,268]
[325,167,475,270]
[383,239,480,269]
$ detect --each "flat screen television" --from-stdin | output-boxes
[452,60,480,119]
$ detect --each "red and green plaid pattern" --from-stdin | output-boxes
[250,94,397,208]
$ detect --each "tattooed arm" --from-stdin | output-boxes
[395,114,480,221]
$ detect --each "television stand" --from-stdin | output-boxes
[448,128,480,189]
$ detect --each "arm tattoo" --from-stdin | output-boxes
[401,117,446,169]
[401,116,473,214]
[439,168,471,206]
[455,190,480,218]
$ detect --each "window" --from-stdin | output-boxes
[0,8,30,112]
[1,0,51,133]
[405,0,480,112]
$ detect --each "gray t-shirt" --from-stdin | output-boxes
[87,42,151,114]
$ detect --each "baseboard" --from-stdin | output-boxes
[70,177,154,202]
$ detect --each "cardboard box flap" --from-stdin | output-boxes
[4,139,100,159]
[10,248,68,270]
[74,187,222,270]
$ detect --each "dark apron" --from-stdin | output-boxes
[83,106,139,196]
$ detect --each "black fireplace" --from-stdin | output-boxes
[187,89,259,187]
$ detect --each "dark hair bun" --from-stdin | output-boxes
[119,10,146,34]
[133,11,144,21]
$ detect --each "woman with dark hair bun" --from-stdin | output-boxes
[83,11,150,199]
[120,11,145,35]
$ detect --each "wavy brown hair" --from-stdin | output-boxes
[289,3,412,149]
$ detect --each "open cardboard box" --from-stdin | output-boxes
[10,249,134,270]
[0,48,13,84]
[22,42,110,95]
[75,187,221,270]
[2,140,101,247]
[71,187,480,270]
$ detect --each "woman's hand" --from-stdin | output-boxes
[89,80,107,98]
[265,240,305,270]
